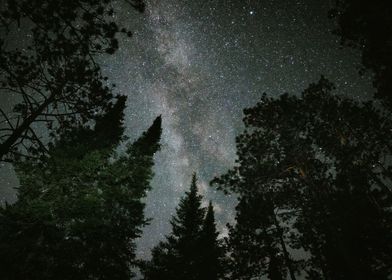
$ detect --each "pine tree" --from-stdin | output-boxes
[224,195,293,280]
[0,101,162,280]
[0,0,144,161]
[142,174,226,280]
[171,174,205,273]
[212,77,392,279]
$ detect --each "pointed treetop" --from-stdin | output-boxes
[140,115,162,143]
[182,172,202,210]
[170,173,205,239]
[190,172,198,194]
[206,201,214,219]
[202,201,217,235]
[199,200,223,280]
[130,115,162,156]
[142,177,225,280]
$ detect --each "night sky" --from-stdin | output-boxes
[0,0,374,259]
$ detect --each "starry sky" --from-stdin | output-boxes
[0,0,375,259]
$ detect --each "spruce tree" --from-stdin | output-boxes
[142,174,225,280]
[199,202,225,280]
[0,100,162,280]
[171,173,205,275]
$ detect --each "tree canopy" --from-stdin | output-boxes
[0,99,162,279]
[330,0,392,108]
[0,0,144,161]
[212,77,392,279]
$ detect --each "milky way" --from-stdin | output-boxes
[98,0,374,259]
[0,0,375,259]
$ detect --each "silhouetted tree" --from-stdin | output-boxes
[0,101,162,280]
[212,77,392,279]
[199,202,225,280]
[224,195,293,280]
[0,0,144,161]
[329,0,392,108]
[142,174,225,280]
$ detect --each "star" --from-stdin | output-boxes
[0,0,376,261]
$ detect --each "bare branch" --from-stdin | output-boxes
[0,108,14,130]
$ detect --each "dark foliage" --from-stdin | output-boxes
[225,195,294,280]
[212,77,392,279]
[141,174,226,280]
[0,0,144,161]
[330,0,392,108]
[0,101,162,280]
[199,202,225,280]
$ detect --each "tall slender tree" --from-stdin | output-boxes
[199,202,225,280]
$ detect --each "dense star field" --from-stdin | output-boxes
[99,0,374,258]
[3,0,392,277]
[0,0,375,260]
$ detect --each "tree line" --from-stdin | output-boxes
[0,0,391,279]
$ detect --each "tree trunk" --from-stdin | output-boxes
[271,211,297,280]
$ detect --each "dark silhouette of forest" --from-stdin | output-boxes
[0,0,391,279]
[141,174,225,280]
